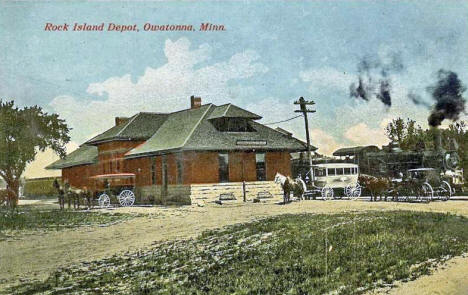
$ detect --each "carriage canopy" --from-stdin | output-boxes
[90,173,136,191]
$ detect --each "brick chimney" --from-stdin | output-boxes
[190,95,201,109]
[115,117,129,126]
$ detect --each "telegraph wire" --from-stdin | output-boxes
[263,114,303,125]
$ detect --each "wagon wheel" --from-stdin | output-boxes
[421,182,433,203]
[439,181,452,201]
[344,184,352,198]
[98,193,111,208]
[118,190,135,207]
[345,183,362,200]
[321,187,334,200]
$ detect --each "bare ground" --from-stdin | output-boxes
[1,199,468,293]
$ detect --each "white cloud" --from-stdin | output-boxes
[310,128,341,156]
[344,123,389,147]
[50,38,268,143]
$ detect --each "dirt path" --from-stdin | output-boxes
[386,254,468,295]
[1,200,468,292]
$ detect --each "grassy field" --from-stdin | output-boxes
[0,206,137,241]
[5,211,468,295]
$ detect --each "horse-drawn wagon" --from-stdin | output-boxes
[300,163,362,200]
[91,173,136,208]
[388,168,452,202]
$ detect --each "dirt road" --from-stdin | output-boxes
[1,199,467,293]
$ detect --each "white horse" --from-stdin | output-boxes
[274,172,305,204]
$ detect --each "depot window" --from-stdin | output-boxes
[218,153,229,183]
[212,118,255,132]
[151,157,157,185]
[256,153,266,181]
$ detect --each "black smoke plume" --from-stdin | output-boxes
[349,78,369,101]
[349,52,404,107]
[427,69,466,127]
[377,80,392,107]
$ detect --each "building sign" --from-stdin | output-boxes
[236,140,267,146]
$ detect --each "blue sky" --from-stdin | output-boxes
[1,1,467,177]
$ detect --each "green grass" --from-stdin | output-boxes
[5,211,468,295]
[0,206,136,240]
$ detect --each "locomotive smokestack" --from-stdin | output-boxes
[434,128,443,151]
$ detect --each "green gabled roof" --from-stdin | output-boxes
[182,117,308,152]
[45,145,98,169]
[86,112,168,145]
[126,104,307,158]
[126,104,213,157]
[207,104,262,120]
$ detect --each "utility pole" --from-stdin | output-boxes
[294,97,316,183]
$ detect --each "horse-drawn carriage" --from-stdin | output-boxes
[91,173,136,208]
[387,168,452,202]
[275,163,362,202]
[301,163,362,200]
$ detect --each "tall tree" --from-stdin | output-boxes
[0,100,70,207]
[385,117,406,144]
[445,121,467,181]
[385,117,424,150]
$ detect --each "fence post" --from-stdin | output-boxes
[243,181,246,202]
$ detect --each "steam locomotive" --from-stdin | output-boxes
[333,144,459,176]
[331,140,464,190]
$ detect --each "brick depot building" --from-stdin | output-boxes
[47,97,310,204]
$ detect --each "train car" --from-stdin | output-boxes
[332,140,464,192]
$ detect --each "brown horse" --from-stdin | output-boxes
[358,174,391,202]
[274,172,305,204]
[68,186,94,210]
[54,179,92,210]
[68,187,85,209]
[53,178,65,210]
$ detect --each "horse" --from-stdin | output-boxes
[274,172,305,204]
[68,187,84,209]
[53,179,65,210]
[358,174,391,202]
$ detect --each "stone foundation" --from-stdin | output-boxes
[137,181,283,205]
